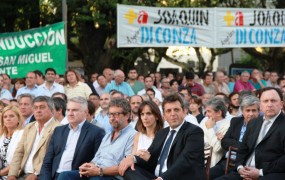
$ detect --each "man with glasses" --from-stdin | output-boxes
[105,69,135,97]
[57,98,136,180]
[119,93,205,180]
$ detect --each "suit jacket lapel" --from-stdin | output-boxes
[74,121,89,156]
[251,117,263,148]
[61,126,70,152]
[170,122,187,149]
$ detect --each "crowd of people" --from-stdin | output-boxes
[0,67,284,180]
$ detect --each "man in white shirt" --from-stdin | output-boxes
[138,76,163,102]
[38,68,64,97]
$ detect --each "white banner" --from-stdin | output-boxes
[117,4,215,47]
[215,8,285,47]
[117,5,285,48]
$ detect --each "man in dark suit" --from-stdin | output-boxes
[217,87,285,180]
[119,93,205,180]
[39,96,105,180]
[210,95,260,179]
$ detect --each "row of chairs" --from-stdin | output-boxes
[204,146,238,180]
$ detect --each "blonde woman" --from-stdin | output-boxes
[0,105,24,179]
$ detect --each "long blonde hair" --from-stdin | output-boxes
[0,105,24,136]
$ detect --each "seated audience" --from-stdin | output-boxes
[57,98,136,180]
[119,93,205,180]
[210,95,260,179]
[216,87,285,179]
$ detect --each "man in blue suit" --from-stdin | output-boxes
[39,96,105,180]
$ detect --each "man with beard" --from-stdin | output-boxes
[228,92,240,117]
[129,95,143,129]
[57,98,136,180]
[127,68,144,94]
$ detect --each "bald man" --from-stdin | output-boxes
[104,69,135,97]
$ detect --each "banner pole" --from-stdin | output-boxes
[62,0,68,72]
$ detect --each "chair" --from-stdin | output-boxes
[204,145,213,180]
[225,146,239,175]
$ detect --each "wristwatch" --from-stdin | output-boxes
[99,167,103,176]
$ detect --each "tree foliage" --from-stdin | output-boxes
[0,0,285,76]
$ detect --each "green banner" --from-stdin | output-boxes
[0,22,66,78]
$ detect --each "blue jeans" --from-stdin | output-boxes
[57,170,117,180]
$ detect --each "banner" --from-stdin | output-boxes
[117,5,285,48]
[117,4,215,47]
[0,22,66,78]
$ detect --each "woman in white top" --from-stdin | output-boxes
[132,100,164,155]
[0,105,24,179]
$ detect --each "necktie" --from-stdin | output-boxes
[158,130,176,175]
[256,120,271,145]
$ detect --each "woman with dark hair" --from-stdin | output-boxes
[11,79,25,98]
[132,101,164,155]
[169,79,179,93]
[189,97,205,123]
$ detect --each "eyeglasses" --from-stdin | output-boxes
[108,112,124,118]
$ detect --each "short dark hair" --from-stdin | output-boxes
[179,87,192,96]
[45,68,56,75]
[87,100,96,115]
[53,97,66,116]
[34,70,44,78]
[146,88,155,96]
[260,87,283,101]
[52,92,68,102]
[162,93,185,112]
[169,79,179,86]
[185,71,195,80]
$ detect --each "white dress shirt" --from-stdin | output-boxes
[24,118,53,174]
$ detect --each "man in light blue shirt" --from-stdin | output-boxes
[93,93,113,134]
[16,71,40,98]
[58,98,137,180]
[38,68,64,97]
[105,69,134,97]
